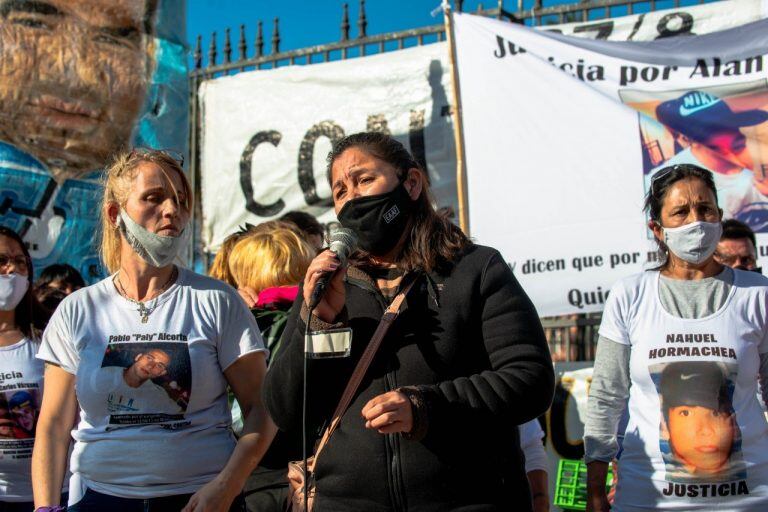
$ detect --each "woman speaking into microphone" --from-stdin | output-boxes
[264,132,554,511]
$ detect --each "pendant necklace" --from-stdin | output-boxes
[114,266,178,323]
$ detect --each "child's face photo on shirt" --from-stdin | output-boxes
[667,404,735,474]
[651,360,746,483]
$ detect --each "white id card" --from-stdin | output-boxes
[305,328,353,359]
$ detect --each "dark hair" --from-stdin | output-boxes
[643,164,720,269]
[0,227,49,337]
[721,219,756,249]
[280,211,324,239]
[35,264,86,292]
[326,132,471,274]
[644,164,719,222]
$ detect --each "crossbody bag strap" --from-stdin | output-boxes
[313,276,417,461]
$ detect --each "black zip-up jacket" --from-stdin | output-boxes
[263,244,555,512]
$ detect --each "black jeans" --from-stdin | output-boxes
[68,488,246,512]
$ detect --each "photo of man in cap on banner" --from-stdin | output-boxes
[637,84,768,231]
[653,361,745,483]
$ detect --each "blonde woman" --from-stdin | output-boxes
[229,225,313,334]
[227,226,313,511]
[31,149,276,512]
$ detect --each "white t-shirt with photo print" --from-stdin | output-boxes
[38,267,267,499]
[600,269,768,511]
[0,337,69,502]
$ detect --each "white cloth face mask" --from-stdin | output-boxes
[663,221,723,265]
[0,273,29,311]
[117,209,187,268]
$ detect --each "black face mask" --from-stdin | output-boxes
[337,183,415,255]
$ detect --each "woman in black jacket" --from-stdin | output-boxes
[263,132,554,512]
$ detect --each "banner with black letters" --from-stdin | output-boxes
[199,42,456,252]
[454,10,768,317]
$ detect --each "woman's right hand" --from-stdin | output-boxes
[303,249,346,323]
[587,490,610,512]
[586,461,611,512]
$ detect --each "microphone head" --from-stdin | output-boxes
[327,228,358,265]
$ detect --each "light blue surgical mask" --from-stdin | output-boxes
[663,221,722,265]
[0,273,28,311]
[117,210,187,268]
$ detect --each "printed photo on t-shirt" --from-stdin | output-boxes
[93,341,191,427]
[0,388,40,460]
[649,361,746,483]
[0,389,39,439]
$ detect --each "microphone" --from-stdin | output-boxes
[308,228,357,309]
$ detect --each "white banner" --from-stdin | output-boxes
[545,0,768,41]
[199,43,456,252]
[455,12,768,317]
[199,0,761,254]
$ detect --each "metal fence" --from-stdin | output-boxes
[188,0,711,360]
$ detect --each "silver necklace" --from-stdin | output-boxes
[114,267,178,323]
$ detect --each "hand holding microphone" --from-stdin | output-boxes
[303,228,357,323]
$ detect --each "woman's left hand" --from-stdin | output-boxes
[181,477,238,512]
[362,391,413,434]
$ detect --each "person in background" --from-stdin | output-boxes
[279,210,325,253]
[227,226,313,512]
[34,264,86,297]
[715,219,760,272]
[519,419,550,512]
[32,149,276,512]
[228,225,313,358]
[0,226,65,510]
[585,164,768,511]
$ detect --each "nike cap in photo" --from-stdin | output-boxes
[660,360,732,413]
[656,90,768,143]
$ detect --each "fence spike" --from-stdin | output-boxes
[341,3,350,41]
[207,31,217,68]
[272,17,280,54]
[357,0,367,38]
[256,20,264,57]
[238,24,247,61]
[194,35,202,69]
[223,27,232,64]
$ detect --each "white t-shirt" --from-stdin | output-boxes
[0,337,45,501]
[38,267,266,499]
[600,270,768,511]
[647,149,762,222]
[519,419,547,473]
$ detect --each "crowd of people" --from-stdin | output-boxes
[1,136,767,512]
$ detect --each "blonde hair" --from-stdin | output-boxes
[209,220,305,286]
[228,226,314,293]
[100,149,192,274]
[208,232,242,287]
